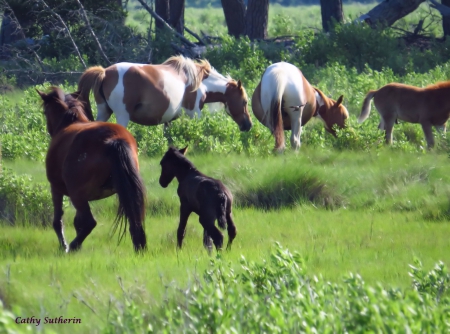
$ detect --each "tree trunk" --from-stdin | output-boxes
[358,0,426,27]
[320,0,343,32]
[443,0,450,37]
[244,0,269,40]
[221,0,245,38]
[155,0,170,30]
[0,11,25,59]
[169,0,184,35]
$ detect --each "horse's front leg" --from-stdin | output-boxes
[289,107,303,150]
[51,188,68,252]
[177,202,192,249]
[68,199,97,252]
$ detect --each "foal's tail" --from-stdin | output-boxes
[108,139,147,252]
[262,70,287,151]
[78,66,106,121]
[358,89,378,123]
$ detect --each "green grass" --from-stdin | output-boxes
[2,150,450,332]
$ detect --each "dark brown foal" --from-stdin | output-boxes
[159,146,237,252]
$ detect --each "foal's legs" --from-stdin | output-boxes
[383,117,396,144]
[199,214,224,251]
[68,199,97,252]
[51,188,68,252]
[225,211,237,250]
[421,121,435,148]
[177,202,192,248]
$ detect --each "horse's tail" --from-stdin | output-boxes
[358,89,378,123]
[163,55,201,91]
[107,139,147,252]
[78,66,106,121]
[265,70,287,151]
[217,193,228,230]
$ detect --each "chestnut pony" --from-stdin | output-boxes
[252,62,349,151]
[358,82,450,148]
[37,87,147,253]
[159,146,237,253]
[77,55,252,131]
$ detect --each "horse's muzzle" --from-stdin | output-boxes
[239,119,253,132]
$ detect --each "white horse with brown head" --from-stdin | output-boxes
[252,62,349,150]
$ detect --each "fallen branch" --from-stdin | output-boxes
[74,0,110,66]
[429,0,450,16]
[135,0,196,47]
[184,26,206,46]
[37,0,86,68]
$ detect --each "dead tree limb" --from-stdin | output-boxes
[0,0,45,70]
[37,0,86,68]
[74,0,110,66]
[430,0,450,16]
[357,0,426,27]
[136,0,196,47]
[184,26,205,45]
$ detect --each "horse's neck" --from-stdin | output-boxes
[203,72,228,95]
[175,164,197,183]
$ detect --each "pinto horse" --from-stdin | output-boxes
[159,146,237,253]
[37,87,147,253]
[77,56,252,131]
[252,62,349,151]
[358,82,450,148]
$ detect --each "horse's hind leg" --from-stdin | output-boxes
[96,102,113,122]
[421,121,435,148]
[51,188,68,252]
[199,215,223,252]
[383,117,395,144]
[202,230,213,255]
[225,211,237,250]
[68,199,97,252]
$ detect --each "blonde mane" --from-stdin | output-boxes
[194,59,212,80]
[162,55,202,91]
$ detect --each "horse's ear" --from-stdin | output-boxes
[179,146,188,155]
[237,80,242,89]
[336,95,344,106]
[36,89,47,101]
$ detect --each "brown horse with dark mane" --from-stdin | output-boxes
[358,81,450,148]
[37,87,147,252]
[159,146,236,252]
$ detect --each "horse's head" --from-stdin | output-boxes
[224,80,252,132]
[37,86,91,137]
[159,146,189,188]
[314,89,349,135]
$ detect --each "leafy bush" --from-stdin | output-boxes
[0,168,52,226]
[104,243,450,333]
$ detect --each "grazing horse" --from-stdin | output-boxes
[159,146,237,252]
[358,82,450,148]
[77,56,252,131]
[252,62,349,151]
[37,87,147,253]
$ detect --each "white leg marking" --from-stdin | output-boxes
[96,102,111,122]
[116,112,130,128]
[290,109,303,150]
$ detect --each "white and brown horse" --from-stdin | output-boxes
[358,82,450,148]
[252,62,349,150]
[77,56,252,131]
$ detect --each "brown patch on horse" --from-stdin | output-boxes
[159,146,237,252]
[359,81,450,148]
[122,65,171,125]
[39,86,147,253]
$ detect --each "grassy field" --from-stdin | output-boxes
[1,150,450,332]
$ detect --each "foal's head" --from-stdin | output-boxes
[37,86,90,137]
[159,146,192,188]
[224,80,253,132]
[315,89,349,135]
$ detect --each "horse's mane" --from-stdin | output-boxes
[165,146,196,170]
[45,87,91,125]
[425,80,450,90]
[162,55,202,91]
[194,59,212,80]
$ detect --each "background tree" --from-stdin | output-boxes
[221,0,269,39]
[441,0,450,36]
[155,0,185,35]
[320,0,343,32]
